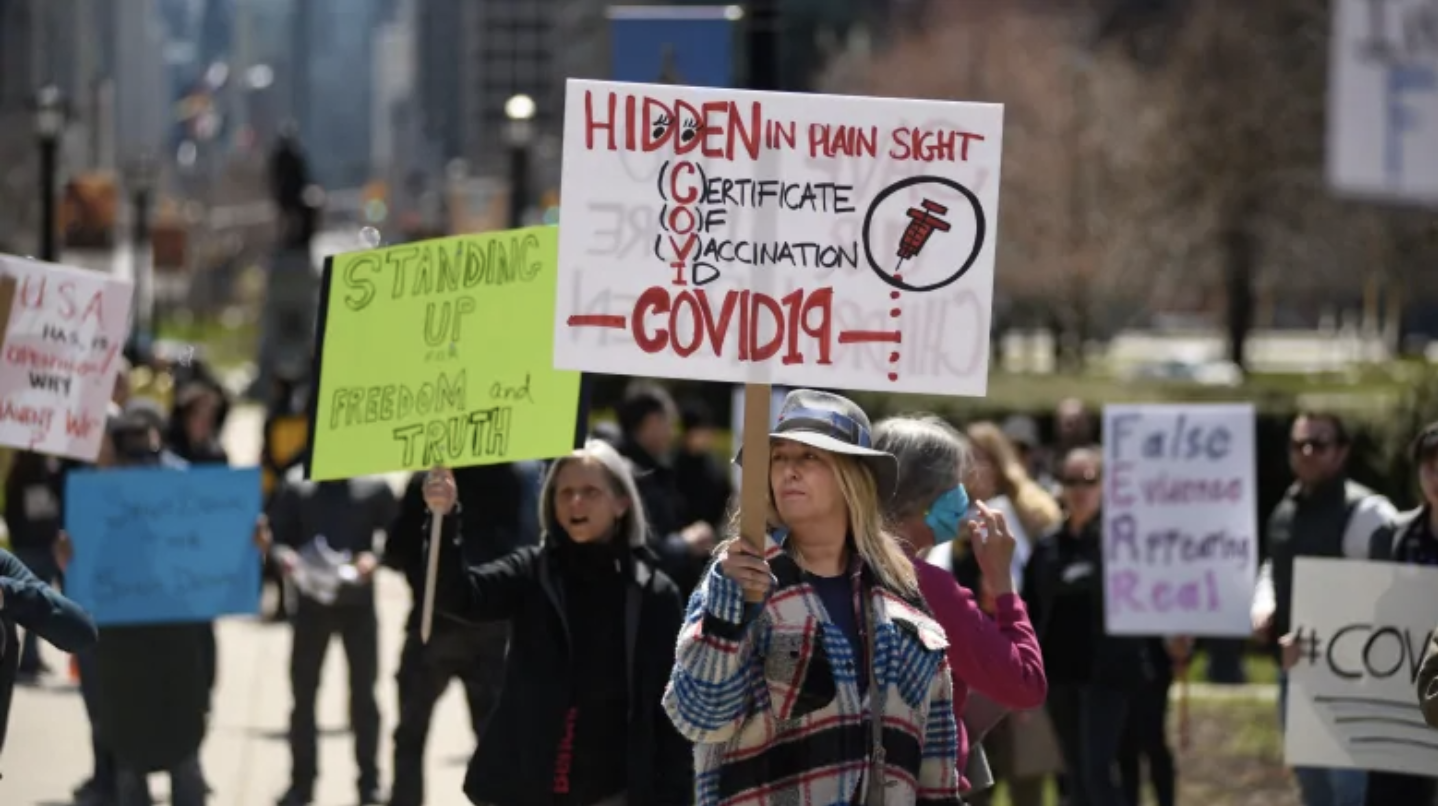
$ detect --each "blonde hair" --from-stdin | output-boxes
[538,439,648,548]
[721,443,919,596]
[967,421,1063,535]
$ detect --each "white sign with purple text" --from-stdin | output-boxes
[1102,404,1257,636]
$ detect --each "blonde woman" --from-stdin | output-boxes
[423,440,692,806]
[665,390,963,806]
[965,422,1063,541]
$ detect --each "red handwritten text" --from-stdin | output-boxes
[585,90,766,161]
[5,341,120,378]
[629,286,834,365]
[18,276,106,327]
[0,399,55,432]
[65,409,98,439]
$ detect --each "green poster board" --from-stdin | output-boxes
[306,227,581,480]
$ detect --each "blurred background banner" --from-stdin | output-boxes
[1326,0,1438,206]
[608,4,740,87]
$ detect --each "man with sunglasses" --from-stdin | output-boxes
[1251,411,1397,806]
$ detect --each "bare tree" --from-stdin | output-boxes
[1131,0,1364,368]
[823,2,1167,369]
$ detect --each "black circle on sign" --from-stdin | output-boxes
[861,175,987,293]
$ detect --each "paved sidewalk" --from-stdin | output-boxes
[5,405,478,805]
[5,575,476,806]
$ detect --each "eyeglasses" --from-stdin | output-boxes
[1290,438,1334,455]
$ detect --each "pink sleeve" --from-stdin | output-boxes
[932,579,1047,710]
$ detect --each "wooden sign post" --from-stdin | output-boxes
[0,275,17,352]
[739,383,773,555]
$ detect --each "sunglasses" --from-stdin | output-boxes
[1290,438,1335,455]
[1061,473,1098,488]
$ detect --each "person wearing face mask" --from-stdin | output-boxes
[873,415,1048,801]
[424,441,692,806]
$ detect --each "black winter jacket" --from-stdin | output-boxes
[1023,515,1152,688]
[384,463,541,632]
[431,510,693,806]
[0,549,97,766]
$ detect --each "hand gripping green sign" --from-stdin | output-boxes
[306,227,582,480]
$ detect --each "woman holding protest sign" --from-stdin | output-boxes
[422,440,692,806]
[664,389,965,805]
[872,414,1049,802]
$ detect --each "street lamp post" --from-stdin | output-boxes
[504,94,536,229]
[125,152,160,346]
[32,86,67,263]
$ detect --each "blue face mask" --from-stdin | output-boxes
[924,485,971,546]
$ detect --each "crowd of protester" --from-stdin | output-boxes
[2,361,1438,806]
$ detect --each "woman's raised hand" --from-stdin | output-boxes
[423,466,458,515]
[719,540,773,601]
[966,500,1017,595]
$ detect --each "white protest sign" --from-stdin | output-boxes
[556,79,1003,395]
[1328,0,1438,205]
[0,255,134,461]
[1285,558,1438,776]
[1102,404,1257,636]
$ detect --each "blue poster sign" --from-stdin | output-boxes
[63,465,263,626]
[609,5,738,87]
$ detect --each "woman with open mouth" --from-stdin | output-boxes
[665,388,967,806]
[422,440,692,806]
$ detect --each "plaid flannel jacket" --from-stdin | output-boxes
[663,537,963,806]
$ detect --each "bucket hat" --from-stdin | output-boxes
[736,389,898,501]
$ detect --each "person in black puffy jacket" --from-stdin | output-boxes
[425,440,693,806]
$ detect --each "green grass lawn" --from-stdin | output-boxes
[154,312,258,369]
[985,695,1292,806]
[1178,650,1280,686]
[850,364,1419,421]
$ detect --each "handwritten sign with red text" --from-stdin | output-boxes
[0,255,133,461]
[555,79,1003,395]
[1102,404,1257,636]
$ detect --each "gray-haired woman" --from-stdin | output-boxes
[873,415,1049,800]
[424,441,693,806]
